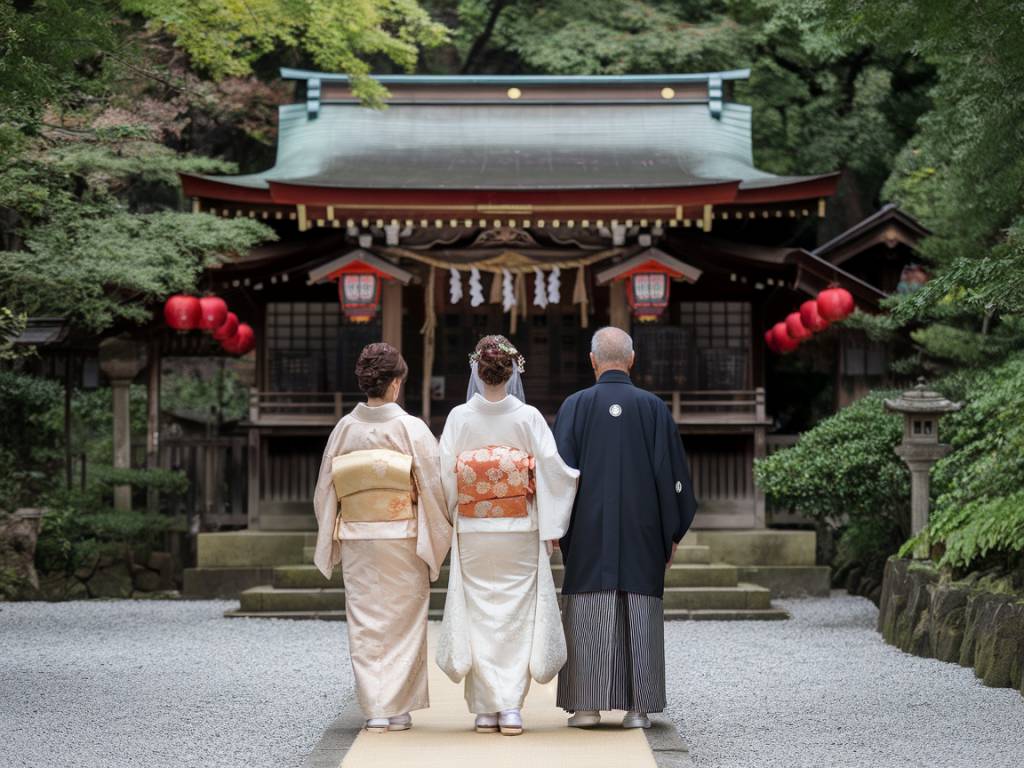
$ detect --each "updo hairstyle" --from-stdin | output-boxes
[355,342,408,398]
[473,335,523,386]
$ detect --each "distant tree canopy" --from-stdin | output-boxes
[0,0,454,332]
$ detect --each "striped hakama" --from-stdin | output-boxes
[556,591,666,714]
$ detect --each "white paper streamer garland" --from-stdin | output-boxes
[501,268,515,312]
[533,267,549,308]
[448,267,463,304]
[469,267,485,307]
[547,267,561,304]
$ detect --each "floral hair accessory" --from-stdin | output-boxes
[468,340,526,373]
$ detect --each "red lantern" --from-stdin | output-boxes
[221,323,255,356]
[785,312,812,342]
[212,312,239,341]
[772,321,799,353]
[627,272,671,322]
[764,329,780,353]
[163,295,201,330]
[817,287,855,322]
[800,299,829,332]
[339,273,381,323]
[198,296,228,332]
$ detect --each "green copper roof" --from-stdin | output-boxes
[279,68,751,85]
[188,70,832,194]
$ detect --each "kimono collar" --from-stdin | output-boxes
[598,369,633,385]
[468,393,525,415]
[351,401,406,422]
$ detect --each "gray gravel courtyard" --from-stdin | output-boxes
[1,593,1022,768]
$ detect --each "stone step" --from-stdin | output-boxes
[302,546,315,565]
[196,531,317,568]
[238,581,772,614]
[665,608,790,621]
[271,562,739,590]
[224,607,788,621]
[548,545,711,566]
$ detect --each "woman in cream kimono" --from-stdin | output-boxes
[313,342,451,733]
[437,335,579,735]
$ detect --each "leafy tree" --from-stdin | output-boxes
[122,0,450,106]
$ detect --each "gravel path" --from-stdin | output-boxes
[665,593,1024,768]
[1,594,1022,768]
[0,600,352,768]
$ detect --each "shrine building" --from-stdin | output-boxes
[175,69,926,609]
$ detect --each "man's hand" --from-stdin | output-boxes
[667,541,679,567]
[545,539,558,557]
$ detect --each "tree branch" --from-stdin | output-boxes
[461,1,509,74]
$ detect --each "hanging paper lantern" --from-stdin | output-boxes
[785,312,812,342]
[627,272,671,322]
[163,295,201,330]
[771,321,799,353]
[212,311,239,341]
[764,329,780,354]
[817,287,855,322]
[339,273,381,323]
[221,323,255,355]
[800,299,829,332]
[198,296,229,332]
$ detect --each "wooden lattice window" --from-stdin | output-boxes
[267,302,341,391]
[677,301,752,390]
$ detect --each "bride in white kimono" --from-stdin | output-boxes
[437,335,579,735]
[313,343,451,733]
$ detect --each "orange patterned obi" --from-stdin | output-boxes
[455,445,535,519]
[331,449,417,534]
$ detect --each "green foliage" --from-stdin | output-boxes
[35,486,178,577]
[162,367,249,423]
[0,210,271,331]
[911,353,1024,568]
[0,370,64,512]
[754,391,908,529]
[825,1,1024,323]
[123,0,450,106]
[0,306,28,360]
[0,0,118,126]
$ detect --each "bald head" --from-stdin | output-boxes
[590,326,635,378]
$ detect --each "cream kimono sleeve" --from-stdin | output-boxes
[528,407,579,542]
[312,420,345,579]
[406,417,453,581]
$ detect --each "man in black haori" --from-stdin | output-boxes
[553,326,697,729]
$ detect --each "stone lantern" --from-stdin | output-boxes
[884,379,961,558]
[99,336,149,512]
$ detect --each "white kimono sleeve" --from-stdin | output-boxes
[529,408,579,541]
[438,414,461,521]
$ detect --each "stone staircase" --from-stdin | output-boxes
[221,540,789,621]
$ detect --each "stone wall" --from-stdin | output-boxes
[877,557,1024,696]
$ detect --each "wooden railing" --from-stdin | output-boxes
[248,390,360,426]
[654,388,768,427]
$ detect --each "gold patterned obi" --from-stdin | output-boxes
[331,449,417,535]
[455,445,535,519]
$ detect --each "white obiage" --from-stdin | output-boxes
[313,402,451,719]
[436,394,579,714]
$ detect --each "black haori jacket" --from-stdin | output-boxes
[553,370,697,598]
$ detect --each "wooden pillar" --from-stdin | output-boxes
[753,387,767,528]
[247,427,261,530]
[609,281,631,333]
[420,268,437,427]
[111,380,132,511]
[146,338,161,513]
[381,282,403,354]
